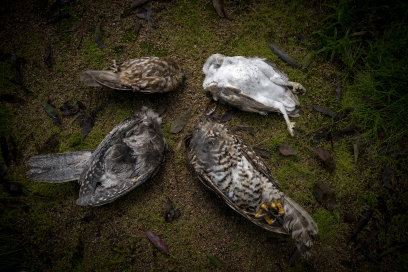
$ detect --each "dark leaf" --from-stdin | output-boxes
[212,0,228,19]
[156,103,167,116]
[205,251,222,267]
[313,183,337,210]
[268,44,301,68]
[43,45,53,69]
[253,146,271,159]
[170,108,191,134]
[353,139,360,164]
[42,100,60,124]
[136,10,148,19]
[79,114,94,139]
[279,143,297,156]
[136,6,154,26]
[1,135,17,166]
[313,104,337,118]
[335,83,342,102]
[146,230,169,255]
[308,147,335,171]
[205,100,217,116]
[301,51,315,69]
[60,101,79,116]
[349,209,373,243]
[95,23,104,51]
[36,133,59,154]
[165,199,181,222]
[10,54,34,96]
[350,31,368,37]
[77,101,86,111]
[130,0,150,9]
[220,109,235,122]
[0,94,25,104]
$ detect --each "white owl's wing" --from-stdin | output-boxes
[251,58,289,86]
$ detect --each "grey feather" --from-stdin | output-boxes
[26,150,93,183]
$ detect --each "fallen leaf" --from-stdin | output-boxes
[205,251,222,267]
[279,143,297,156]
[308,147,335,171]
[301,51,315,69]
[60,101,79,116]
[253,146,271,159]
[313,183,337,210]
[42,100,60,124]
[43,45,53,69]
[95,23,104,50]
[268,44,301,68]
[146,230,169,255]
[313,104,337,119]
[353,138,360,164]
[382,167,393,190]
[130,0,150,9]
[212,0,228,19]
[165,199,181,222]
[135,21,142,34]
[156,103,167,116]
[170,109,191,134]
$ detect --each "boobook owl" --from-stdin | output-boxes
[202,54,306,136]
[187,119,317,255]
[26,107,167,206]
[81,57,184,93]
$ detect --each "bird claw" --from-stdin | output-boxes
[131,84,140,92]
[255,201,285,225]
[288,121,296,137]
[288,81,306,95]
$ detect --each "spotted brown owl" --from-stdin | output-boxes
[26,107,167,206]
[187,119,317,256]
[203,54,306,136]
[81,57,184,93]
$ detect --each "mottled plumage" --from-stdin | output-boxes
[187,119,317,255]
[203,54,306,136]
[81,57,184,93]
[27,107,167,206]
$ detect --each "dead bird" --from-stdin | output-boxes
[26,107,167,206]
[186,119,317,256]
[203,54,306,136]
[81,57,184,93]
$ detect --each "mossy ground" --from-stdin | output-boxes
[0,0,405,271]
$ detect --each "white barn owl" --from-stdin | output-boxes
[203,54,305,136]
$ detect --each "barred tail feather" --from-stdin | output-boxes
[282,196,318,256]
[26,150,93,183]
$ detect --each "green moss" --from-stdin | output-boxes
[313,208,339,242]
[139,42,169,57]
[81,38,107,69]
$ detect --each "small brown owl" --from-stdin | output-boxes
[81,57,184,93]
[187,119,317,256]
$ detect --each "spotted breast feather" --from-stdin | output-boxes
[27,107,167,206]
[187,119,317,256]
[81,57,184,93]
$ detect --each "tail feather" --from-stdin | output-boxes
[26,150,93,183]
[80,71,104,87]
[282,196,318,256]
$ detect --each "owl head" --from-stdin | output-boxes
[202,54,226,76]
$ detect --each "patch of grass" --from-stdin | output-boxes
[312,208,340,242]
[80,38,107,69]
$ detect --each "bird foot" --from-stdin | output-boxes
[288,81,306,95]
[111,60,119,73]
[254,202,285,225]
[288,121,296,137]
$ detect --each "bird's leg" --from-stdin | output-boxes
[111,60,119,72]
[273,101,295,136]
[288,81,306,95]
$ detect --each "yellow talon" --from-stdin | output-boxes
[261,203,268,210]
[276,202,285,215]
[254,208,264,218]
[264,215,274,225]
